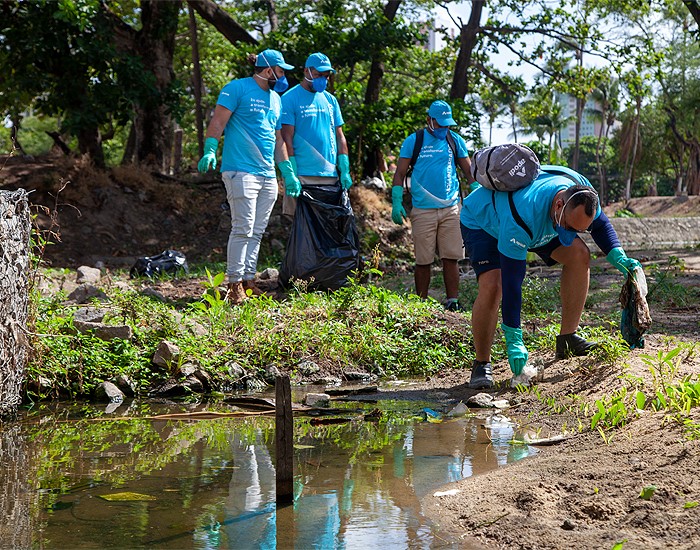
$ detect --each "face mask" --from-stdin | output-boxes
[428,118,448,140]
[304,71,328,93]
[555,190,593,247]
[268,73,289,93]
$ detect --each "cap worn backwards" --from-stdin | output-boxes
[256,49,294,71]
[428,100,457,126]
[305,52,335,73]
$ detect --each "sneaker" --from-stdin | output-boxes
[225,281,247,305]
[555,332,598,359]
[468,361,494,389]
[444,299,465,312]
[243,280,265,297]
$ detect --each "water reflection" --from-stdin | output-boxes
[0,400,535,549]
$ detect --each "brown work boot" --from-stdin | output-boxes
[225,281,247,305]
[242,279,265,297]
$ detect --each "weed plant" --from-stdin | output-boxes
[27,270,476,398]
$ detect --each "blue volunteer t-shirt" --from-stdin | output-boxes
[217,77,282,178]
[460,165,602,260]
[399,130,469,209]
[280,84,344,177]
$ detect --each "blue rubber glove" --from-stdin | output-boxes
[501,323,529,376]
[391,185,407,225]
[278,158,301,197]
[197,137,219,173]
[338,154,353,190]
[607,247,642,275]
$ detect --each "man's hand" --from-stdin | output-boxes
[278,158,301,197]
[502,323,529,376]
[197,137,219,173]
[391,185,407,225]
[607,247,642,275]
[338,154,353,190]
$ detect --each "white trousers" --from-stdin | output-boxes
[222,171,278,283]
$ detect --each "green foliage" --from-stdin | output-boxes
[647,255,699,308]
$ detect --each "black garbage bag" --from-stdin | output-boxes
[619,267,652,349]
[130,249,189,279]
[279,183,360,291]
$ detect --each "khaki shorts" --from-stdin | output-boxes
[409,205,464,265]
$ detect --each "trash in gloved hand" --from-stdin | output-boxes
[619,266,652,349]
[510,364,538,388]
[130,250,188,279]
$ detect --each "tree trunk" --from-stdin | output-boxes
[449,0,485,100]
[132,0,181,172]
[188,4,205,158]
[266,0,279,32]
[0,189,31,418]
[361,0,401,178]
[77,125,105,168]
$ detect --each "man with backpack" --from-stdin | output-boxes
[460,144,642,389]
[390,100,473,310]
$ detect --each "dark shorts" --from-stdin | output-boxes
[460,223,575,275]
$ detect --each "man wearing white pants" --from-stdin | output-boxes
[198,49,300,304]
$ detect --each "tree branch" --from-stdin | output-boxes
[186,0,258,45]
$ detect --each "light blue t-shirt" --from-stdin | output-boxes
[280,84,344,177]
[399,130,469,209]
[460,166,602,260]
[217,77,282,178]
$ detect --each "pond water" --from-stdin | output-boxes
[0,392,536,549]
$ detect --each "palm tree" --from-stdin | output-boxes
[587,77,620,204]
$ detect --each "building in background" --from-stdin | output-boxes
[558,94,605,143]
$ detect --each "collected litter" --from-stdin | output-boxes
[619,266,652,348]
[130,249,188,279]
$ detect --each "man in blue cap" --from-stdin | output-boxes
[460,160,642,389]
[278,52,352,214]
[197,49,300,305]
[391,100,473,310]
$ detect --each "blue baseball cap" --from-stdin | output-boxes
[256,49,294,70]
[305,52,335,73]
[428,100,457,126]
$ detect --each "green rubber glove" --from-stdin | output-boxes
[197,137,219,173]
[289,156,297,175]
[391,185,407,225]
[502,323,529,376]
[469,181,481,193]
[338,154,353,190]
[607,247,642,275]
[278,159,301,197]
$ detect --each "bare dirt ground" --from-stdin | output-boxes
[3,155,700,549]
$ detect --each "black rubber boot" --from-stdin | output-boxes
[468,361,494,389]
[555,332,598,359]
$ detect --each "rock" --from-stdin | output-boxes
[73,319,133,341]
[153,340,181,369]
[262,365,281,384]
[270,239,285,252]
[467,393,495,408]
[111,374,136,397]
[73,307,109,324]
[313,376,342,387]
[93,381,125,403]
[76,265,102,284]
[260,267,279,280]
[141,287,168,302]
[297,360,320,376]
[344,371,371,381]
[150,378,188,398]
[67,284,109,304]
[492,399,510,409]
[562,519,576,531]
[304,393,330,407]
[227,361,246,380]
